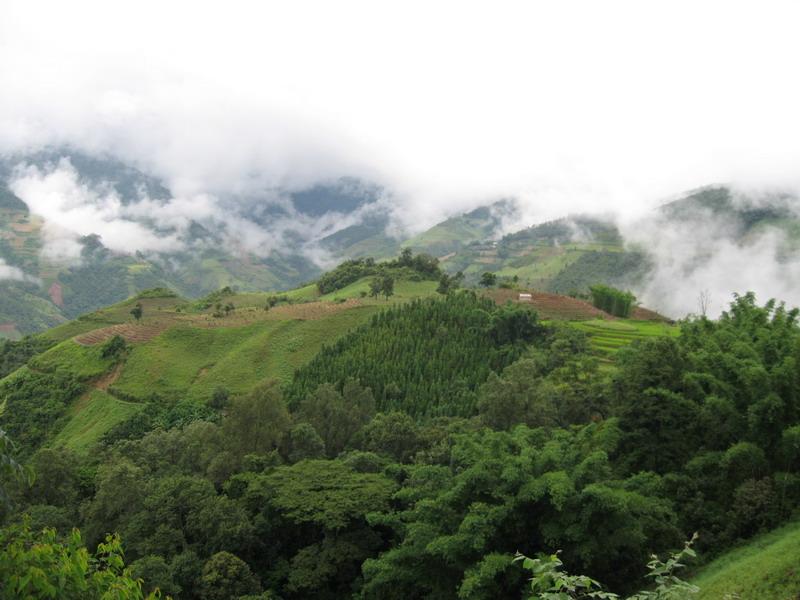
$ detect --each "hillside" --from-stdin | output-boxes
[690,519,800,599]
[0,253,674,459]
[2,259,799,598]
[4,147,800,337]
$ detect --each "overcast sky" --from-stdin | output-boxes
[3,0,800,229]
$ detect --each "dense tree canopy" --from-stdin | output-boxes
[2,292,800,598]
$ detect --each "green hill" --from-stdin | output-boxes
[0,253,674,459]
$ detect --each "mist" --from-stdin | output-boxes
[3,1,800,316]
[0,258,38,284]
[622,192,800,317]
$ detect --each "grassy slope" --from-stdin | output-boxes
[691,519,800,599]
[318,277,438,302]
[29,339,116,379]
[52,390,143,454]
[111,305,381,404]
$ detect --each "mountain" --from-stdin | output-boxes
[3,148,800,337]
[0,150,393,337]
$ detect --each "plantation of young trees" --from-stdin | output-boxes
[287,293,543,416]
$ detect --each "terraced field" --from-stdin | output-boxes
[572,319,679,363]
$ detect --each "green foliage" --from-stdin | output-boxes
[515,552,615,599]
[0,367,84,451]
[361,424,682,598]
[436,271,464,295]
[297,379,375,457]
[477,327,604,429]
[479,272,497,288]
[131,302,144,322]
[316,250,441,295]
[53,390,145,454]
[548,250,650,296]
[0,401,34,506]
[287,294,542,417]
[0,335,54,379]
[198,551,261,600]
[517,534,699,599]
[101,334,128,360]
[0,522,160,599]
[222,380,291,458]
[9,290,800,599]
[589,285,636,318]
[255,459,396,530]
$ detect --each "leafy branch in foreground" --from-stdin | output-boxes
[516,534,699,600]
[0,399,34,506]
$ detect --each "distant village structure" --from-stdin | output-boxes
[518,293,532,302]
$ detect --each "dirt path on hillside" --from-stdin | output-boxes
[93,362,123,391]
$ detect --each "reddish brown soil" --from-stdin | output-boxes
[631,306,672,322]
[485,289,668,322]
[93,363,123,391]
[48,282,64,307]
[75,323,167,346]
[484,289,613,320]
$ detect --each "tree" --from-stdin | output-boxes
[436,271,464,295]
[222,381,291,457]
[589,284,635,318]
[369,278,382,299]
[436,274,452,295]
[698,289,711,317]
[398,247,413,266]
[298,380,375,457]
[101,334,128,360]
[358,411,420,462]
[480,272,497,288]
[287,422,326,462]
[381,275,395,300]
[209,387,230,410]
[130,555,181,597]
[198,551,261,600]
[130,302,144,322]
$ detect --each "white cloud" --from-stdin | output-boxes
[623,195,800,317]
[9,159,184,260]
[0,258,39,284]
[2,0,800,224]
[2,0,800,312]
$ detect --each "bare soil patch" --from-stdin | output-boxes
[75,323,167,346]
[484,289,613,320]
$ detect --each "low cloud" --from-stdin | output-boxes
[624,192,800,317]
[6,158,390,268]
[0,258,39,284]
[10,159,184,261]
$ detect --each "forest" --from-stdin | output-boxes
[1,291,800,598]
